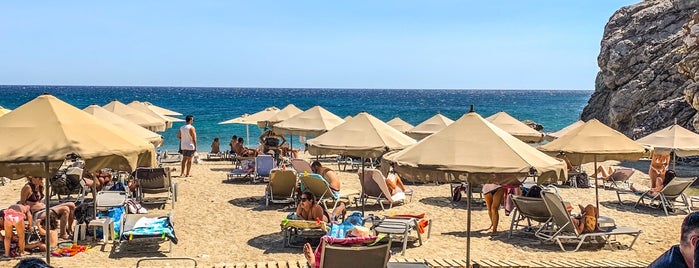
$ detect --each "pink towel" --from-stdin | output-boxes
[503,185,519,216]
[312,235,379,267]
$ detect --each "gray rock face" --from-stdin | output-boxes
[581,0,699,138]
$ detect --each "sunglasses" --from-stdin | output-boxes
[301,197,311,202]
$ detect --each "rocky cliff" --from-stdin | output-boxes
[581,0,699,138]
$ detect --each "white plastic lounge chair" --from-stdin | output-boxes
[359,169,410,210]
[635,177,696,216]
[541,191,642,251]
[265,170,297,206]
[255,155,276,183]
[369,215,431,256]
[89,191,127,244]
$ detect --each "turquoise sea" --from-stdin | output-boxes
[0,86,592,152]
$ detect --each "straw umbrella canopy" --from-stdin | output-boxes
[84,104,164,147]
[0,94,156,264]
[406,113,454,139]
[545,120,585,141]
[386,117,414,133]
[103,100,167,132]
[0,106,11,116]
[538,119,647,212]
[636,124,699,169]
[143,101,182,116]
[273,106,345,138]
[219,107,280,147]
[486,111,544,143]
[128,101,183,129]
[307,112,417,214]
[384,109,566,266]
[257,104,303,128]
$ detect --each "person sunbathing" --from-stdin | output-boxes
[19,176,76,240]
[0,204,33,257]
[631,169,676,196]
[571,204,599,234]
[211,137,221,154]
[385,170,407,196]
[294,192,346,223]
[310,161,341,199]
[233,137,258,157]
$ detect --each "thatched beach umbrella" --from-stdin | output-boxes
[636,124,699,169]
[273,106,345,138]
[406,113,453,139]
[219,107,280,147]
[143,101,182,116]
[84,104,164,147]
[486,111,544,143]
[307,112,417,214]
[538,119,647,212]
[386,117,414,133]
[0,94,156,264]
[0,106,11,117]
[385,108,566,266]
[545,120,585,141]
[104,100,167,132]
[128,101,184,129]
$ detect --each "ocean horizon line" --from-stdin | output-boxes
[0,84,594,92]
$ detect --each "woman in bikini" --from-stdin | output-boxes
[0,204,32,257]
[295,192,346,223]
[483,176,505,235]
[19,176,76,240]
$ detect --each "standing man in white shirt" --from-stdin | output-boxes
[177,115,197,177]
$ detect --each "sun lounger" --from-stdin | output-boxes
[601,167,635,189]
[265,170,297,206]
[541,191,642,251]
[134,167,177,209]
[635,177,696,216]
[291,158,313,174]
[280,220,329,248]
[300,174,356,211]
[369,214,431,256]
[117,213,178,253]
[508,195,553,239]
[359,169,410,210]
[311,235,390,268]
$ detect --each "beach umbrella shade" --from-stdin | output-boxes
[344,115,352,121]
[219,107,280,147]
[83,104,164,147]
[307,112,417,214]
[0,94,156,264]
[636,124,699,168]
[128,101,183,129]
[103,100,167,132]
[545,120,585,141]
[486,111,544,143]
[406,113,454,139]
[538,119,647,214]
[257,104,303,128]
[0,106,11,117]
[273,106,345,138]
[143,101,182,116]
[386,117,414,133]
[384,108,566,266]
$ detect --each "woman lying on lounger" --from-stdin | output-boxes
[294,192,346,223]
[630,169,676,196]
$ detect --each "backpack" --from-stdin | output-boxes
[576,172,590,188]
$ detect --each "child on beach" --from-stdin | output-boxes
[26,217,59,252]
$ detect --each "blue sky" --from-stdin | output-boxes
[0,1,638,90]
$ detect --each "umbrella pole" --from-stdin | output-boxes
[361,157,365,217]
[44,162,51,265]
[466,180,472,267]
[246,125,250,147]
[673,152,676,171]
[594,155,599,223]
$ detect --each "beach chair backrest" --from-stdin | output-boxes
[300,174,331,200]
[319,241,390,268]
[661,177,696,199]
[541,191,578,236]
[291,158,313,174]
[269,170,297,196]
[511,195,550,223]
[610,168,634,182]
[256,155,276,177]
[135,167,170,190]
[360,169,387,198]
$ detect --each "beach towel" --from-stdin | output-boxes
[121,215,178,244]
[503,185,519,216]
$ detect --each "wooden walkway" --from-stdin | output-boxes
[139,258,650,268]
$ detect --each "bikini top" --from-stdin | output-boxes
[25,182,43,203]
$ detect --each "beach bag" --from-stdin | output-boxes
[576,172,590,188]
[525,185,542,198]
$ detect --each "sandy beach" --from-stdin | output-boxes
[0,154,692,267]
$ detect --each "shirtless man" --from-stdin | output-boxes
[310,161,341,198]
